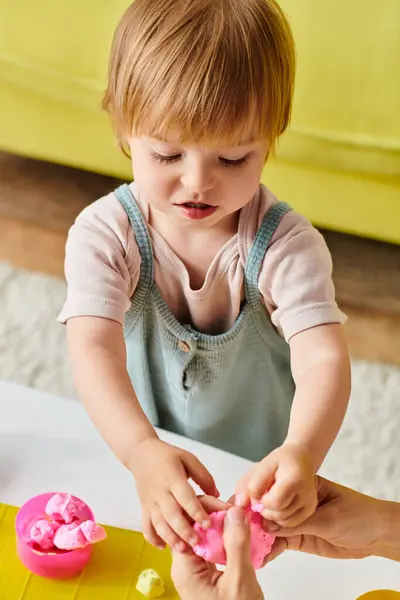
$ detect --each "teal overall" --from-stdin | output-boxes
[115,185,295,462]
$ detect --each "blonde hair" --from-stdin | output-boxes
[103,0,296,151]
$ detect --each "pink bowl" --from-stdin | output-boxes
[16,493,94,579]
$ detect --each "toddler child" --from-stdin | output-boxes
[59,0,350,554]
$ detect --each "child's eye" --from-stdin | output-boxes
[219,155,249,168]
[150,151,182,164]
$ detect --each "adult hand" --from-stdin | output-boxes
[266,476,395,562]
[171,503,264,600]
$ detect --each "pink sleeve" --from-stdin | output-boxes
[57,192,140,325]
[258,210,347,342]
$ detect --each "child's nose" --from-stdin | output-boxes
[181,163,215,195]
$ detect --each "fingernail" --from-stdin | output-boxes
[227,506,245,524]
[189,535,198,547]
[202,519,211,529]
[235,493,247,507]
[268,523,280,532]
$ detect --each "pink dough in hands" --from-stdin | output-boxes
[45,493,87,524]
[53,521,107,550]
[193,507,275,570]
[193,511,226,564]
[251,502,265,514]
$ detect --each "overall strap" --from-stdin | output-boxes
[244,201,292,309]
[114,184,154,324]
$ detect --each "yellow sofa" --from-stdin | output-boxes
[1,0,399,243]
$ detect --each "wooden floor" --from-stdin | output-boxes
[1,151,399,365]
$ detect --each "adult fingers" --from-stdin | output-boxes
[223,507,254,580]
[171,548,219,596]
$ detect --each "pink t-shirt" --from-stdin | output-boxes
[58,183,346,340]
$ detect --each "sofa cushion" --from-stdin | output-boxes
[0,0,131,110]
[1,0,399,178]
[279,0,400,178]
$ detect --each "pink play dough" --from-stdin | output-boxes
[16,493,97,580]
[193,507,275,570]
[251,502,265,514]
[21,493,107,552]
[54,521,107,550]
[80,520,107,544]
[29,519,60,550]
[45,493,87,524]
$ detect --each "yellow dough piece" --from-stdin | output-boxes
[136,569,166,598]
[357,592,400,599]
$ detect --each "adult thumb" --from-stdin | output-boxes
[223,507,254,577]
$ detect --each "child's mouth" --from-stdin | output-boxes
[176,202,217,220]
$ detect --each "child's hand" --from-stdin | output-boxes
[235,443,318,528]
[130,438,219,552]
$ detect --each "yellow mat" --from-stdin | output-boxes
[0,503,179,600]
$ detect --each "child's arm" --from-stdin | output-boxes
[285,322,351,470]
[67,316,218,550]
[237,323,351,526]
[67,317,156,464]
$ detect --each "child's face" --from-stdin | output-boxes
[128,132,269,231]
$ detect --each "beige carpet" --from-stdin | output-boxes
[1,261,399,501]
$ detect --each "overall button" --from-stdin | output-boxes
[178,340,190,353]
